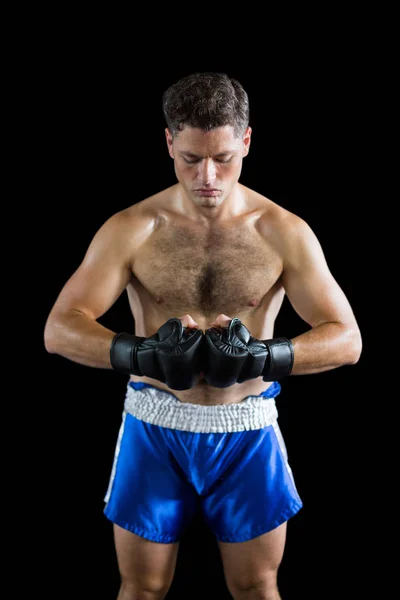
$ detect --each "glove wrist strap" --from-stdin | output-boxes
[110,332,143,375]
[262,337,294,381]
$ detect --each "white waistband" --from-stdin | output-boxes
[124,384,278,433]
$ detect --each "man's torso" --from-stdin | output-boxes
[125,184,288,405]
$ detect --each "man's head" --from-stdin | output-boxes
[162,72,252,212]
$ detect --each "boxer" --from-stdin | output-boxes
[44,72,362,600]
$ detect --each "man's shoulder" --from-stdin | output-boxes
[247,190,314,258]
[118,185,177,223]
[105,185,176,230]
[249,190,307,238]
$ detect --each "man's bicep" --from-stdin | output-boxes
[281,222,357,328]
[50,214,134,320]
[54,259,131,320]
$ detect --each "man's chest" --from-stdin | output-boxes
[132,223,282,316]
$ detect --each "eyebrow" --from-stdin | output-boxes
[180,151,235,158]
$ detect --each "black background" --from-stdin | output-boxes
[27,20,385,600]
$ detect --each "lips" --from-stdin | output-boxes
[194,189,220,197]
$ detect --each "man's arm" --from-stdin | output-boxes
[279,215,362,375]
[44,210,147,369]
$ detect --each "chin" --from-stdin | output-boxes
[196,196,224,207]
[200,199,219,207]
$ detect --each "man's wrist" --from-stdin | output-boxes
[262,337,294,381]
[110,332,143,375]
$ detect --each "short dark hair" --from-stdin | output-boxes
[162,72,249,139]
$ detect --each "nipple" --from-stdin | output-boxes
[248,298,259,307]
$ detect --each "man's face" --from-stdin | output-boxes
[165,125,251,209]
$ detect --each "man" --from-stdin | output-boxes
[44,72,362,600]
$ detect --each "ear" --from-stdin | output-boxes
[165,128,174,158]
[242,126,252,157]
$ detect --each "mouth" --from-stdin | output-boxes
[194,189,220,197]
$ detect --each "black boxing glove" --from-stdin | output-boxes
[203,318,268,388]
[110,318,204,390]
[204,318,294,388]
[261,337,294,381]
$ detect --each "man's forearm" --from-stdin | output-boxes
[290,322,362,375]
[44,310,116,369]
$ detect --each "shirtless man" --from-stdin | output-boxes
[44,72,362,600]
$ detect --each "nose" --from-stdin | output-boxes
[198,158,216,186]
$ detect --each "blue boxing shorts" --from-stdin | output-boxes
[104,381,303,544]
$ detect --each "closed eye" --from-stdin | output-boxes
[215,157,233,163]
[183,157,233,164]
